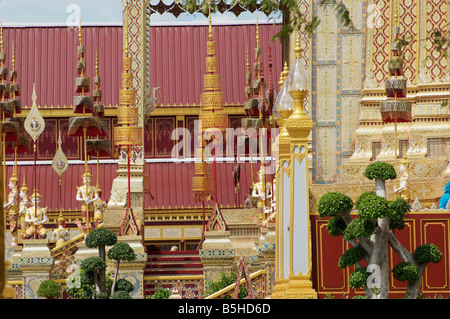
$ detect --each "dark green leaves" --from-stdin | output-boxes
[318,192,353,217]
[85,227,117,248]
[414,244,442,264]
[364,161,397,181]
[338,246,365,269]
[392,262,420,282]
[108,242,136,262]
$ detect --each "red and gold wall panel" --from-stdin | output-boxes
[311,211,450,298]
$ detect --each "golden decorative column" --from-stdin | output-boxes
[272,36,317,299]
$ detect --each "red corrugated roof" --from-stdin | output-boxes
[6,161,270,211]
[1,23,282,107]
[151,24,283,106]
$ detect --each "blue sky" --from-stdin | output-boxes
[0,0,270,26]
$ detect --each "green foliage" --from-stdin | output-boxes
[352,295,370,299]
[392,262,421,282]
[388,198,410,230]
[338,246,365,269]
[355,191,376,210]
[108,242,136,262]
[318,192,353,218]
[65,269,113,299]
[37,280,59,299]
[327,216,347,237]
[432,30,449,58]
[414,244,442,264]
[85,227,117,249]
[349,267,370,289]
[181,0,356,41]
[343,217,374,241]
[110,291,132,299]
[206,270,248,299]
[116,279,134,294]
[357,194,390,219]
[149,288,172,299]
[81,256,107,272]
[363,162,397,181]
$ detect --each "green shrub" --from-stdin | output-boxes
[81,256,107,272]
[85,227,117,249]
[355,191,376,210]
[414,244,442,264]
[349,267,370,289]
[110,290,132,299]
[392,262,421,282]
[149,288,172,299]
[116,279,134,293]
[327,216,347,237]
[364,162,396,180]
[338,246,366,269]
[318,192,353,218]
[37,280,59,299]
[343,217,374,241]
[357,195,390,219]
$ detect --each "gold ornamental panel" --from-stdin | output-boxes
[119,89,137,106]
[192,175,213,193]
[117,106,139,125]
[114,126,143,146]
[195,161,210,175]
[123,56,132,72]
[200,112,228,132]
[207,41,216,56]
[204,74,221,91]
[206,57,218,73]
[122,72,134,88]
[201,91,224,111]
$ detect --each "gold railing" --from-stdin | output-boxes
[49,232,85,279]
[205,270,267,299]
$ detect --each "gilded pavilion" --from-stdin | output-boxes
[1,0,450,299]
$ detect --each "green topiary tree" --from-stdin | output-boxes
[363,161,396,198]
[81,256,107,298]
[37,279,60,299]
[318,161,442,299]
[110,290,133,299]
[107,242,136,295]
[84,227,117,298]
[148,287,172,299]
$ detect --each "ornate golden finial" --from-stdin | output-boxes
[95,48,99,78]
[256,15,260,49]
[124,11,129,57]
[294,34,302,59]
[278,70,284,89]
[394,0,399,27]
[282,61,289,81]
[11,41,15,71]
[208,8,213,41]
[78,16,82,47]
[246,46,250,74]
[0,20,3,53]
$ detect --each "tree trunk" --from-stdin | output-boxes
[405,264,426,299]
[375,178,386,198]
[111,261,120,295]
[98,244,107,298]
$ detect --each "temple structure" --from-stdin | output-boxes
[1,0,450,299]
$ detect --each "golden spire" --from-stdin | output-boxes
[124,11,129,58]
[0,20,3,53]
[78,16,83,47]
[294,35,302,59]
[256,16,260,50]
[11,41,15,72]
[95,48,99,78]
[208,8,213,41]
[282,61,289,82]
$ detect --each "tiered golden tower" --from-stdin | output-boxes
[192,12,228,215]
